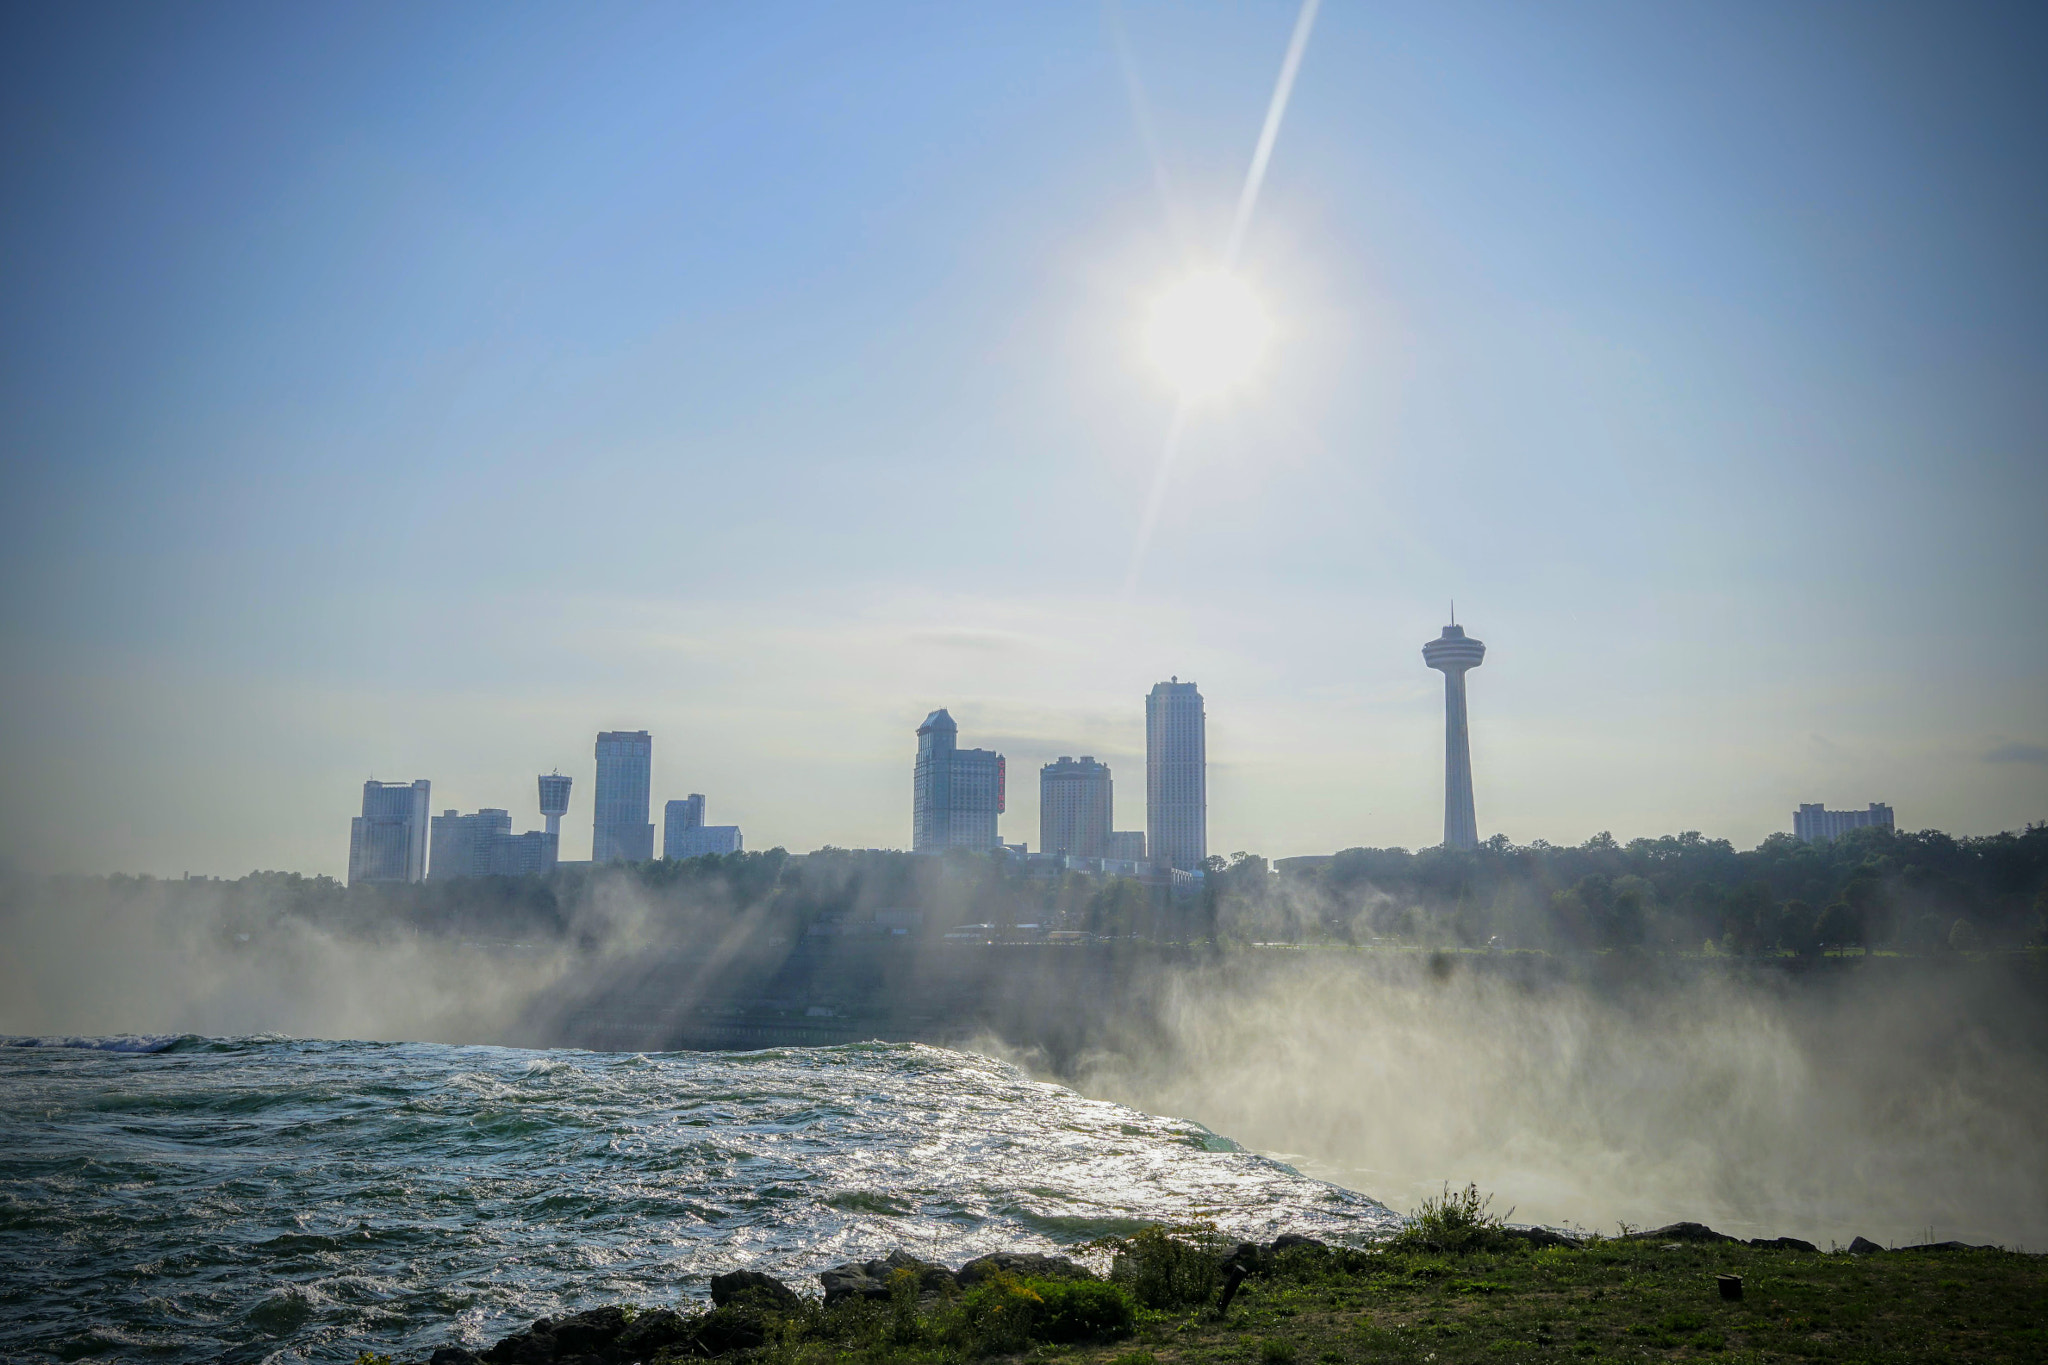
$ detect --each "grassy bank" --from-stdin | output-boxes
[1078,1239,2046,1364]
[376,1228,2046,1365]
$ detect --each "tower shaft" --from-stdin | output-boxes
[1441,667,1478,849]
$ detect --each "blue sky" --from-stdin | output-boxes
[2,1,2043,875]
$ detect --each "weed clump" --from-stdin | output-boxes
[1101,1224,1231,1309]
[1386,1183,1515,1255]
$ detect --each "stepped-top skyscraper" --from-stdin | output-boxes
[1422,619,1485,850]
[912,709,1006,851]
[592,730,654,863]
[1145,678,1206,871]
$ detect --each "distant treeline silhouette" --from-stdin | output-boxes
[19,822,2044,956]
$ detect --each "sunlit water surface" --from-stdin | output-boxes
[0,1036,1396,1363]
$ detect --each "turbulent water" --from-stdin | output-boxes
[0,1036,1398,1364]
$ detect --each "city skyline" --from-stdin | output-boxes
[2,6,2042,877]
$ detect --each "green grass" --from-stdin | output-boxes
[731,1239,2045,1365]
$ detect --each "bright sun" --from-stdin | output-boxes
[1143,270,1273,402]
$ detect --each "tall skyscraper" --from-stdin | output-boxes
[1145,679,1206,871]
[1422,620,1486,850]
[1793,802,1894,843]
[665,793,743,858]
[347,779,430,886]
[592,731,654,863]
[1040,756,1112,858]
[912,709,1006,851]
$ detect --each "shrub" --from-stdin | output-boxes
[1107,1225,1227,1308]
[1387,1184,1513,1255]
[951,1273,1135,1352]
[1259,1337,1297,1364]
[1031,1278,1139,1343]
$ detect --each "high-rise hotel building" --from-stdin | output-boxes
[1145,679,1206,871]
[347,779,431,886]
[1040,756,1112,858]
[912,709,1006,851]
[592,730,655,863]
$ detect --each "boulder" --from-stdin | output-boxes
[617,1308,691,1358]
[1847,1236,1886,1255]
[480,1321,557,1365]
[954,1252,1093,1287]
[1748,1236,1820,1253]
[820,1253,954,1304]
[691,1304,770,1356]
[881,1249,958,1294]
[549,1306,629,1357]
[711,1270,801,1311]
[1502,1227,1582,1249]
[430,1350,483,1365]
[1268,1234,1327,1255]
[819,1261,892,1304]
[1622,1222,1737,1244]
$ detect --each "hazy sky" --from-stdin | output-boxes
[2,1,2043,876]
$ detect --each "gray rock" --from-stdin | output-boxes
[479,1322,557,1365]
[954,1252,1093,1287]
[1896,1241,1998,1252]
[819,1261,892,1304]
[430,1350,483,1365]
[1847,1236,1886,1254]
[618,1308,691,1357]
[881,1249,957,1293]
[1748,1236,1820,1253]
[1502,1227,1582,1249]
[692,1304,769,1355]
[550,1306,629,1356]
[711,1269,801,1311]
[1268,1234,1327,1255]
[1622,1222,1737,1244]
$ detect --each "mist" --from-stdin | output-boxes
[4,863,2044,1253]
[1057,951,2048,1252]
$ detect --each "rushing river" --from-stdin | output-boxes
[0,1035,1398,1363]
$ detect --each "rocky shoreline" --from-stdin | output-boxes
[396,1219,2010,1365]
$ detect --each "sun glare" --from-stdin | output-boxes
[1143,270,1273,402]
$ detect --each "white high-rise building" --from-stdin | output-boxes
[593,731,654,863]
[347,779,430,886]
[1793,803,1894,843]
[1145,680,1206,871]
[1040,756,1112,858]
[665,793,742,859]
[912,709,1006,852]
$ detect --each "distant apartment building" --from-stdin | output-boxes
[347,779,431,886]
[593,731,654,863]
[1040,756,1112,858]
[429,808,560,880]
[912,709,1006,852]
[1146,678,1206,871]
[1793,802,1895,844]
[664,793,743,859]
[1106,830,1147,863]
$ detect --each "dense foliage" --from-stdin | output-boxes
[11,820,2044,956]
